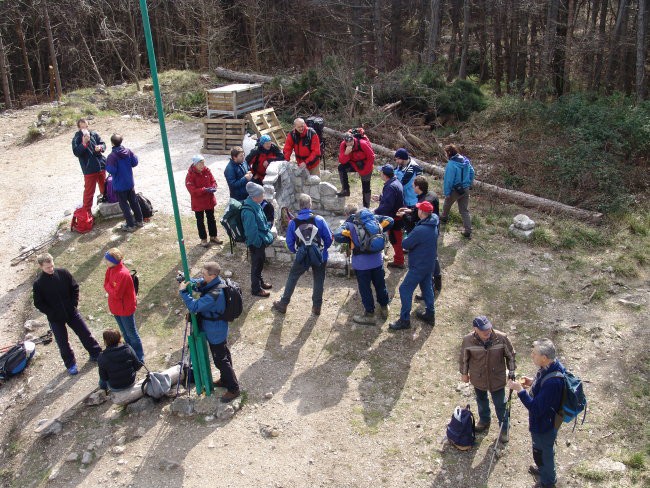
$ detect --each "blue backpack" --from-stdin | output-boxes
[0,342,36,381]
[293,215,324,268]
[352,209,386,254]
[541,370,587,430]
[446,404,475,450]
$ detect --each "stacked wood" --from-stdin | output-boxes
[201,118,248,155]
[246,108,286,147]
[206,83,264,118]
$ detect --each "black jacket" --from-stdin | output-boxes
[33,268,80,323]
[97,344,142,389]
[403,191,440,233]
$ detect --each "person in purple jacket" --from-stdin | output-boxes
[105,133,143,232]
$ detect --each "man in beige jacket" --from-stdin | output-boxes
[459,316,516,443]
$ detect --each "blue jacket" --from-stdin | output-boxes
[402,214,439,273]
[374,176,404,218]
[224,159,250,202]
[106,146,138,191]
[443,154,475,197]
[286,209,333,262]
[179,276,228,345]
[517,360,566,434]
[72,130,106,175]
[333,214,393,271]
[395,159,422,206]
[241,197,274,248]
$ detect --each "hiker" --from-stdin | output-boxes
[507,338,565,488]
[224,146,253,202]
[71,118,107,211]
[186,154,223,247]
[441,144,475,239]
[372,164,405,269]
[32,253,102,375]
[179,261,240,402]
[388,201,438,330]
[97,328,142,392]
[247,135,284,185]
[459,316,516,444]
[283,117,321,176]
[333,203,393,325]
[393,148,422,207]
[106,133,144,232]
[336,131,375,208]
[272,193,332,316]
[104,248,144,363]
[241,182,274,297]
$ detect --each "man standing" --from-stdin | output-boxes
[33,253,102,375]
[393,148,422,207]
[459,316,516,443]
[272,194,332,316]
[441,144,475,239]
[336,132,375,208]
[179,262,240,403]
[72,118,107,212]
[241,182,274,297]
[224,146,252,202]
[106,133,143,232]
[373,164,404,269]
[508,338,565,488]
[283,118,321,176]
[247,135,284,184]
[388,201,438,330]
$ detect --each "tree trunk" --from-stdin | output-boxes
[81,36,105,86]
[493,0,504,95]
[389,0,403,69]
[447,0,462,81]
[507,0,520,91]
[516,5,529,91]
[351,0,364,67]
[562,0,575,93]
[0,31,12,109]
[477,0,490,82]
[528,12,538,93]
[374,0,385,71]
[540,0,560,96]
[604,0,630,91]
[127,0,141,77]
[458,0,471,79]
[15,20,36,97]
[592,0,609,90]
[43,0,62,101]
[637,0,648,101]
[425,0,444,63]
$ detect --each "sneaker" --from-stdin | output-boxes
[261,282,273,290]
[220,390,240,403]
[499,429,509,443]
[475,420,491,432]
[67,364,78,375]
[312,305,321,316]
[461,230,472,239]
[387,262,405,269]
[200,239,210,248]
[336,189,350,198]
[415,310,435,325]
[379,305,389,320]
[119,224,136,232]
[272,301,287,314]
[210,236,223,245]
[135,221,145,228]
[252,290,270,298]
[353,311,376,325]
[388,319,411,330]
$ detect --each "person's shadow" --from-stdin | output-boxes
[430,435,497,487]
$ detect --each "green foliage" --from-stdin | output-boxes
[625,452,646,470]
[25,126,44,143]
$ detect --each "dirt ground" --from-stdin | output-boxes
[0,104,648,488]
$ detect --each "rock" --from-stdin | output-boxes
[48,468,59,481]
[194,395,221,415]
[81,451,93,464]
[64,209,72,217]
[170,397,195,416]
[513,214,535,231]
[597,458,626,473]
[223,270,233,278]
[125,397,155,414]
[39,420,62,436]
[116,435,126,446]
[112,446,126,455]
[84,390,108,406]
[307,175,321,185]
[216,404,235,420]
[318,182,338,196]
[159,459,181,471]
[264,392,274,400]
[617,298,641,309]
[24,319,45,331]
[260,424,280,438]
[65,452,79,462]
[509,224,534,239]
[135,426,146,437]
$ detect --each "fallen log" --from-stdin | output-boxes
[110,364,182,406]
[214,67,292,86]
[323,127,603,223]
[35,387,100,436]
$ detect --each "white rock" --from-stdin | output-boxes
[509,224,534,239]
[81,451,93,464]
[597,458,626,473]
[65,452,79,462]
[318,181,338,196]
[513,214,535,230]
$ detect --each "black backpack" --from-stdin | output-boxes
[0,343,34,380]
[136,193,154,219]
[446,404,476,450]
[293,215,324,268]
[306,116,325,159]
[206,278,243,322]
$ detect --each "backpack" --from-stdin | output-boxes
[220,198,247,253]
[541,370,587,431]
[136,193,154,219]
[351,209,386,254]
[293,215,324,268]
[104,176,119,203]
[71,207,94,233]
[0,341,36,380]
[306,116,324,143]
[350,127,370,143]
[446,404,476,450]
[130,269,139,295]
[141,370,172,400]
[206,278,244,322]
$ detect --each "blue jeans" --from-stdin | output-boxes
[113,314,144,362]
[280,259,326,307]
[117,188,143,227]
[531,428,559,486]
[474,387,508,428]
[355,266,389,313]
[98,379,132,392]
[399,269,434,321]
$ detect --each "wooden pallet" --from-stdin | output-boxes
[206,83,264,118]
[246,108,286,147]
[201,118,247,155]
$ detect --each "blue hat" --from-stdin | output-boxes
[191,154,205,165]
[380,164,394,176]
[259,135,271,145]
[473,316,493,331]
[394,148,409,160]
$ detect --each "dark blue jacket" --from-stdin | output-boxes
[241,197,274,248]
[224,159,250,202]
[179,276,228,345]
[97,343,142,390]
[374,176,403,219]
[72,130,106,175]
[402,214,439,273]
[106,146,138,191]
[517,360,566,434]
[285,209,333,262]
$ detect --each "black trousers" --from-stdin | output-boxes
[49,309,102,368]
[209,340,239,393]
[338,164,372,207]
[195,209,217,240]
[249,245,267,293]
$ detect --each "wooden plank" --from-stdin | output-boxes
[201,148,231,155]
[246,108,286,147]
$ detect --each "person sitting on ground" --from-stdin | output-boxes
[393,148,422,207]
[106,133,144,232]
[283,118,321,176]
[224,146,253,203]
[336,131,375,208]
[372,164,405,269]
[441,144,475,239]
[246,135,284,185]
[97,328,142,392]
[185,154,223,247]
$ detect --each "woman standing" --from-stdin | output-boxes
[104,248,144,362]
[185,155,223,247]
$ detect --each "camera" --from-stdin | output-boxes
[175,272,185,283]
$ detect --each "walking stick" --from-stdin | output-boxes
[487,388,514,476]
[175,316,191,398]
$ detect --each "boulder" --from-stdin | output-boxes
[170,397,195,416]
[509,224,534,240]
[512,214,535,231]
[318,182,338,197]
[125,396,155,414]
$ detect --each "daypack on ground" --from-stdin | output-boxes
[104,176,119,203]
[541,370,587,430]
[220,198,246,253]
[71,208,94,234]
[206,278,244,322]
[136,193,154,219]
[293,214,324,268]
[0,341,36,380]
[130,269,139,295]
[141,370,172,400]
[446,404,476,450]
[352,209,386,254]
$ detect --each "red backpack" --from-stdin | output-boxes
[71,208,94,233]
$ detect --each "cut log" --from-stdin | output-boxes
[110,364,183,406]
[323,127,603,223]
[214,67,292,86]
[380,100,402,112]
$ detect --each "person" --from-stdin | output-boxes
[71,118,107,212]
[372,164,405,269]
[224,146,253,202]
[441,144,475,239]
[388,201,438,330]
[105,133,144,232]
[185,154,223,247]
[97,328,142,391]
[241,182,274,297]
[32,253,102,375]
[393,148,422,207]
[272,194,332,316]
[283,117,321,176]
[179,261,240,402]
[336,132,375,208]
[247,135,284,185]
[103,248,144,363]
[459,316,516,443]
[333,204,393,325]
[507,338,565,488]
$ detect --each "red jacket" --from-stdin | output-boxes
[246,143,284,182]
[185,166,217,212]
[104,263,137,316]
[338,138,375,176]
[283,129,321,169]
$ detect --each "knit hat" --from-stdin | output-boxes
[246,181,264,198]
[415,201,434,213]
[259,135,271,145]
[380,164,394,177]
[394,148,409,161]
[191,155,205,165]
[473,316,493,331]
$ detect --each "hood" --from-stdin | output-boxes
[450,154,470,167]
[201,276,222,292]
[112,146,131,159]
[416,214,439,229]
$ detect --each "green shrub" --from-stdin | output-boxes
[625,452,646,470]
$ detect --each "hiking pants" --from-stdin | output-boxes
[113,314,144,363]
[117,188,143,228]
[279,259,326,307]
[474,387,508,429]
[209,340,239,393]
[249,245,267,293]
[398,268,434,321]
[49,310,102,368]
[388,229,404,265]
[338,164,372,208]
[355,265,389,313]
[531,428,559,486]
[82,170,106,212]
[194,209,217,240]
[441,190,471,234]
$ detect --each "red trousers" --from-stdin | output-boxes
[390,229,404,265]
[83,171,106,212]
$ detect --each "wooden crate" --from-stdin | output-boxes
[206,83,264,118]
[246,108,286,147]
[201,118,247,155]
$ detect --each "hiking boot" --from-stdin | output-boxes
[312,305,321,316]
[415,310,435,326]
[499,429,509,444]
[475,420,491,432]
[528,465,540,477]
[336,189,351,198]
[353,311,376,325]
[220,390,240,403]
[388,319,411,330]
[200,239,210,247]
[261,282,273,290]
[461,230,472,239]
[135,221,145,228]
[119,224,136,232]
[252,290,270,298]
[387,262,405,269]
[67,364,79,375]
[210,236,223,245]
[272,301,287,314]
[379,305,389,320]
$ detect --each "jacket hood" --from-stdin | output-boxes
[416,214,439,229]
[450,154,470,167]
[112,146,131,159]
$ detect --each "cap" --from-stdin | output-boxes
[415,201,434,213]
[246,181,264,198]
[259,135,271,145]
[380,164,394,176]
[394,148,409,160]
[191,155,205,165]
[473,316,493,331]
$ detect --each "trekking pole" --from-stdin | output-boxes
[486,388,514,476]
[175,316,191,398]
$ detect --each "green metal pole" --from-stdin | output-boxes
[138,0,212,396]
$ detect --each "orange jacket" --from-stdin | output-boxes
[283,128,321,169]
